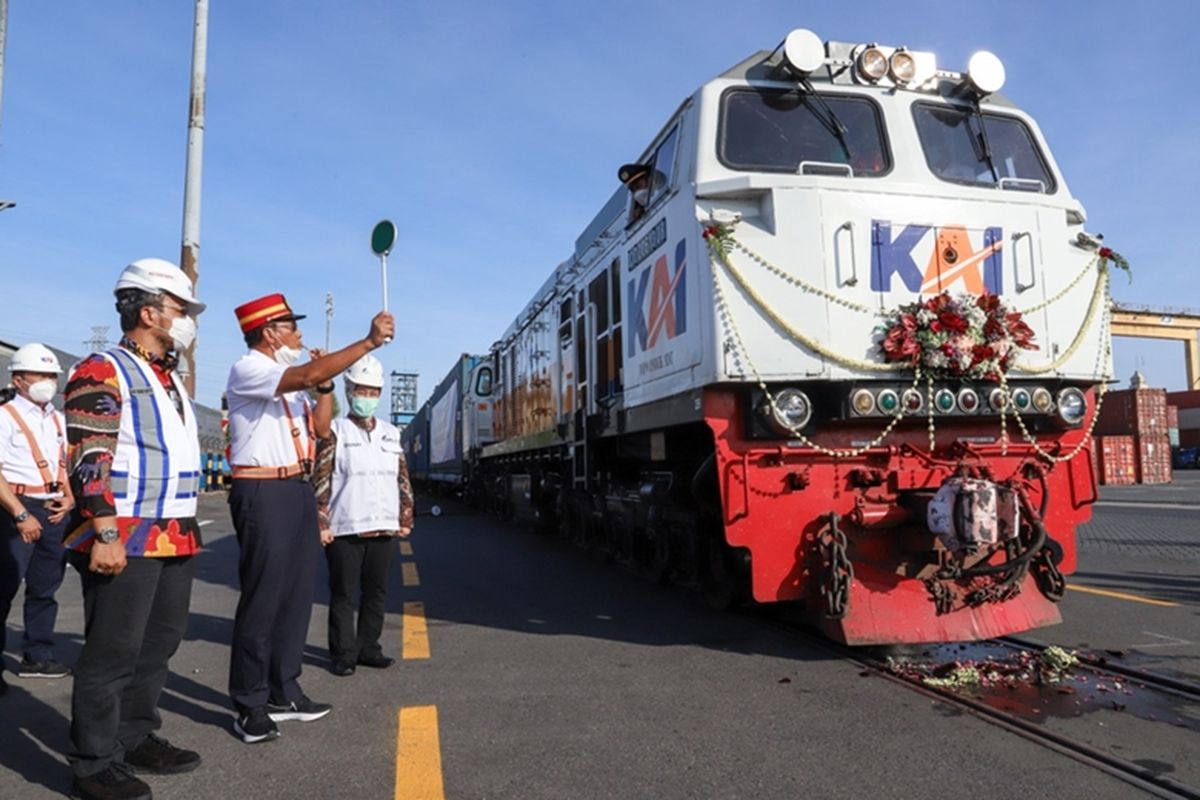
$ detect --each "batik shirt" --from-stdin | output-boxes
[63,338,201,556]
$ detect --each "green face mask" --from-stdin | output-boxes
[350,395,379,418]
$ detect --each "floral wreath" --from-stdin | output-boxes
[877,292,1038,380]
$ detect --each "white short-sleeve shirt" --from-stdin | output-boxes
[0,394,66,498]
[226,350,313,468]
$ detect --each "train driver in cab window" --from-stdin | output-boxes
[619,162,660,227]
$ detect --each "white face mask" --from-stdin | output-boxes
[632,188,649,206]
[27,379,57,405]
[165,316,196,351]
[274,345,303,366]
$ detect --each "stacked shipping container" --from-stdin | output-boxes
[1093,435,1136,485]
[1166,389,1200,449]
[1093,387,1172,484]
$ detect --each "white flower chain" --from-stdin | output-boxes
[728,238,877,315]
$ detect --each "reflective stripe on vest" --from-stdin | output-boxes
[106,349,199,519]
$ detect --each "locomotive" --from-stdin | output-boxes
[401,29,1115,645]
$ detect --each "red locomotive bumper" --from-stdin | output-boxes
[703,387,1095,645]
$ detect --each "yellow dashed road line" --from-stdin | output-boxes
[1066,583,1180,607]
[396,705,445,800]
[403,601,430,659]
[399,541,414,556]
[402,562,421,587]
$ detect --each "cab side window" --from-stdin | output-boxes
[627,124,680,226]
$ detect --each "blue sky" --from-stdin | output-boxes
[1,1,1196,408]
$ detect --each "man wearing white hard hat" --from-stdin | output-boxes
[61,258,206,800]
[311,354,414,676]
[0,343,75,696]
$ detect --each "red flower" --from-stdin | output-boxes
[1098,247,1113,259]
[939,311,968,334]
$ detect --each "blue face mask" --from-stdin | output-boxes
[350,396,379,418]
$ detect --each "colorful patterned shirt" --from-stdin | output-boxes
[63,338,201,556]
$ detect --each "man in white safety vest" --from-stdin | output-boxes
[63,258,206,800]
[0,343,75,695]
[312,354,414,677]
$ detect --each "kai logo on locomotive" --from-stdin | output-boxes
[628,238,687,357]
[870,220,1004,296]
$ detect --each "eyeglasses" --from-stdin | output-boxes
[158,301,188,316]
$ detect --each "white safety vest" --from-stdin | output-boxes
[328,416,402,536]
[104,349,201,519]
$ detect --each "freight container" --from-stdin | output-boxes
[1166,404,1179,429]
[1094,388,1168,437]
[1135,433,1173,485]
[1093,435,1136,486]
[399,354,488,489]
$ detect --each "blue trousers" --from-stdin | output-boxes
[227,477,321,712]
[0,499,68,668]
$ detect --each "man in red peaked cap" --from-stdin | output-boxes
[224,293,392,744]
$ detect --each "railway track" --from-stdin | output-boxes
[758,614,1200,800]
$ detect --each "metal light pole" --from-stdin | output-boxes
[0,0,8,132]
[179,0,208,398]
[324,292,334,351]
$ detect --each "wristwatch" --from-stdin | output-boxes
[95,527,120,545]
[13,510,29,523]
[315,383,335,394]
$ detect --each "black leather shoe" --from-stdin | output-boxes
[125,733,201,775]
[72,763,152,800]
[330,660,356,676]
[357,653,395,669]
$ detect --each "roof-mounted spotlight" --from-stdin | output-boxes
[890,48,918,83]
[857,45,888,81]
[781,28,826,77]
[966,50,1006,95]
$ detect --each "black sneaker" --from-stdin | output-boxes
[266,695,332,723]
[72,763,152,800]
[357,653,396,669]
[233,706,280,744]
[330,660,356,677]
[124,732,202,775]
[18,658,71,678]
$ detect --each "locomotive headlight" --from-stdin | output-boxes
[890,49,917,83]
[903,388,923,413]
[989,388,1008,411]
[1056,387,1087,425]
[768,388,813,433]
[851,389,876,416]
[1032,387,1054,414]
[1011,388,1031,411]
[957,388,980,413]
[858,46,888,81]
[966,50,1006,95]
[934,388,956,413]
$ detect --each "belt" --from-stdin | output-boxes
[231,463,306,481]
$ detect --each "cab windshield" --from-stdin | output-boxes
[913,103,1056,192]
[718,88,889,176]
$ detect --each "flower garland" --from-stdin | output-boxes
[878,292,1038,380]
[703,218,1116,462]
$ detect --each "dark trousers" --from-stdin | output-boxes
[0,500,69,668]
[326,535,398,662]
[67,553,194,778]
[227,478,320,713]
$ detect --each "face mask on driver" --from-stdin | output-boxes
[632,188,649,206]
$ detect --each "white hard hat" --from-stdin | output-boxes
[113,258,207,315]
[345,354,385,389]
[8,343,62,375]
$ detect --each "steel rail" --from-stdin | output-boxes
[999,636,1200,702]
[754,616,1200,800]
